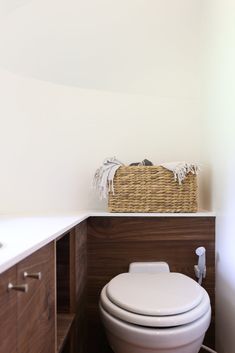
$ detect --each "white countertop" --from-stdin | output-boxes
[0,210,215,274]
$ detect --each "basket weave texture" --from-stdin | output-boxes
[108,166,198,213]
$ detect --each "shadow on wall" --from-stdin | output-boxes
[199,165,212,211]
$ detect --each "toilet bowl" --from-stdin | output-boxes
[99,271,211,353]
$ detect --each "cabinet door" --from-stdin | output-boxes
[17,243,55,353]
[0,266,17,353]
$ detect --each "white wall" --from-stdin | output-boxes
[0,0,202,214]
[202,1,235,352]
[0,0,201,96]
[0,69,201,214]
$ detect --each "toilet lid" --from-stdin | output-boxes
[106,272,204,316]
[101,284,210,327]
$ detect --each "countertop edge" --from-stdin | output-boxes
[0,210,215,274]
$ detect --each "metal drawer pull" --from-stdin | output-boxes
[8,283,28,292]
[23,272,42,280]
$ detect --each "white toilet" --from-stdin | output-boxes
[99,263,211,353]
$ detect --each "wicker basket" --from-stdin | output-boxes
[108,166,198,213]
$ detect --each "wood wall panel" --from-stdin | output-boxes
[87,217,215,353]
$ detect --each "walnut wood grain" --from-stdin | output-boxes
[17,243,55,353]
[57,313,75,353]
[56,222,87,353]
[70,229,76,313]
[56,230,76,353]
[75,221,87,308]
[87,216,215,353]
[74,221,87,353]
[0,266,17,353]
[57,233,71,313]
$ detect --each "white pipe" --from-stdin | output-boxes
[201,344,217,353]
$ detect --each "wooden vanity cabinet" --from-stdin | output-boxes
[0,266,17,353]
[0,222,87,353]
[17,243,55,353]
[0,243,55,353]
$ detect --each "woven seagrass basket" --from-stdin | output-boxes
[108,166,198,213]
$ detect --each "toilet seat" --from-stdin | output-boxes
[107,272,204,316]
[100,272,210,328]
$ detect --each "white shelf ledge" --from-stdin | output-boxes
[0,210,215,274]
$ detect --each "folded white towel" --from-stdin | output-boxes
[160,162,200,185]
[93,159,199,199]
[93,157,123,200]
